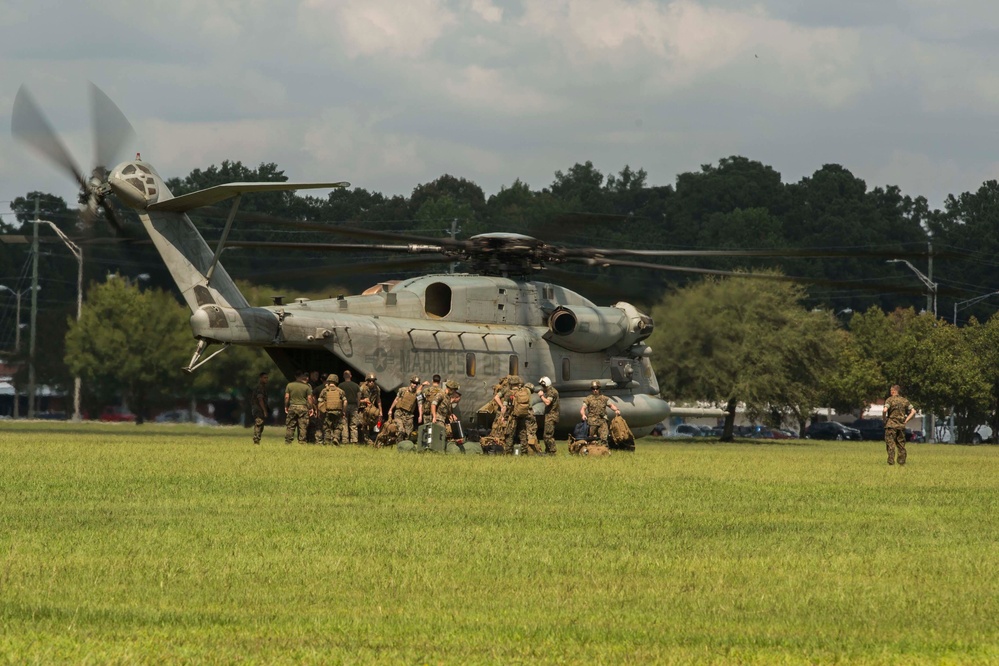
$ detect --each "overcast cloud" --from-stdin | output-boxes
[3,0,999,222]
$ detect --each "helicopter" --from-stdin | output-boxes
[11,84,926,440]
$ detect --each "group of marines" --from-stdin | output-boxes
[251,369,622,454]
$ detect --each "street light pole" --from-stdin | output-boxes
[948,290,999,442]
[952,290,999,326]
[887,253,939,441]
[37,220,84,422]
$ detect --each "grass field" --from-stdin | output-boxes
[1,422,997,664]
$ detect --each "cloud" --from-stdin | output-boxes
[299,0,456,59]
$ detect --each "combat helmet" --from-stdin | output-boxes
[509,375,524,386]
[590,380,601,390]
[326,375,339,384]
[365,373,377,381]
[409,375,420,385]
[445,379,460,391]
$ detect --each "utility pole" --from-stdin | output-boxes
[28,196,39,418]
[38,220,83,421]
[887,250,939,441]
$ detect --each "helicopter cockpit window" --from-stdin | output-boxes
[509,355,519,376]
[561,357,571,381]
[466,353,475,377]
[424,282,452,318]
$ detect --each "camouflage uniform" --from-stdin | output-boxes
[318,379,347,445]
[284,378,313,444]
[339,374,361,443]
[503,380,538,454]
[306,375,323,444]
[390,384,420,440]
[583,393,612,445]
[884,392,914,465]
[424,383,444,423]
[358,378,382,445]
[540,385,560,454]
[250,379,268,444]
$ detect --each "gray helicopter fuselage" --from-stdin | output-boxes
[109,158,668,434]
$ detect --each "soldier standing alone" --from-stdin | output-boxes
[537,376,559,455]
[250,372,269,445]
[883,384,916,466]
[284,371,315,445]
[581,381,621,447]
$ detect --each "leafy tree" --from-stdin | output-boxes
[961,315,999,442]
[65,277,192,422]
[410,174,486,219]
[818,327,886,416]
[649,274,839,440]
[414,195,477,237]
[850,307,989,435]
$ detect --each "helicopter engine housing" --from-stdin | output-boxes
[544,303,652,353]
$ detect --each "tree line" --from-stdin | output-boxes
[3,154,999,428]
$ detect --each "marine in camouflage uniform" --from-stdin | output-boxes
[318,375,348,446]
[580,381,620,446]
[358,374,382,445]
[305,370,323,443]
[500,376,537,454]
[284,371,315,444]
[883,384,916,465]
[537,377,559,455]
[250,372,269,444]
[387,375,422,441]
[424,375,444,424]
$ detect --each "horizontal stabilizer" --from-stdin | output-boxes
[147,181,350,213]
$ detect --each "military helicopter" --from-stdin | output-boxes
[11,84,921,439]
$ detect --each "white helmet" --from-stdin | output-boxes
[539,377,551,387]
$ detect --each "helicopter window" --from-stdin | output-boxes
[562,358,571,381]
[509,355,519,376]
[465,353,475,377]
[122,164,136,175]
[136,164,151,174]
[424,282,452,318]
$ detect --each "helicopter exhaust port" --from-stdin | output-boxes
[548,307,577,335]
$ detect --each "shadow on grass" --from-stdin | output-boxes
[0,422,238,439]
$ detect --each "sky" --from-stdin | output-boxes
[3,0,999,224]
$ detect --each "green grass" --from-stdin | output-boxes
[1,422,997,664]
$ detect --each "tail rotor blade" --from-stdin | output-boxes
[11,85,87,189]
[90,82,135,169]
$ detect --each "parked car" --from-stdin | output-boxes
[154,409,218,426]
[851,418,918,442]
[662,423,703,438]
[804,421,862,441]
[100,406,136,422]
[753,427,792,440]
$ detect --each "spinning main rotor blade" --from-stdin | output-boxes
[200,208,467,248]
[251,255,452,283]
[220,240,435,253]
[561,247,936,259]
[11,86,87,189]
[569,256,951,297]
